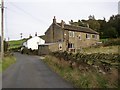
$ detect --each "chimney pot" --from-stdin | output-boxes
[54,16,56,19]
[53,16,56,24]
[35,32,37,36]
[61,20,64,28]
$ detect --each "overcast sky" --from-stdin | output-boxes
[0,0,119,40]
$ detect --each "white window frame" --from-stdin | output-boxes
[72,43,74,48]
[69,31,75,37]
[69,31,72,37]
[73,32,75,37]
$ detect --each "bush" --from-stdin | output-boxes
[21,47,38,55]
[4,41,8,52]
[102,38,120,46]
[0,41,8,52]
[10,46,21,52]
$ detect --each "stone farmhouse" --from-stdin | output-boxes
[38,17,99,55]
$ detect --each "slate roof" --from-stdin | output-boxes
[39,35,45,40]
[57,23,99,35]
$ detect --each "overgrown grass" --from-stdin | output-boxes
[80,45,119,54]
[79,38,120,54]
[0,56,16,72]
[42,55,118,88]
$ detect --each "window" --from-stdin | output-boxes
[37,42,39,45]
[69,31,72,37]
[92,34,97,39]
[58,39,62,42]
[68,43,74,48]
[86,34,90,39]
[69,31,75,37]
[59,43,62,50]
[73,32,75,37]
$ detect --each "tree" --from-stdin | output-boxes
[98,15,120,39]
[68,14,119,39]
[103,27,118,38]
[108,15,120,37]
[98,19,107,38]
[87,19,100,32]
[78,20,88,27]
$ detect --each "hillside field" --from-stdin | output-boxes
[8,39,26,49]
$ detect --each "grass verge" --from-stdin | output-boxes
[80,45,119,54]
[0,55,16,72]
[42,55,118,88]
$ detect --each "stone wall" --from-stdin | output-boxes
[38,42,66,55]
[38,45,50,55]
[45,24,64,43]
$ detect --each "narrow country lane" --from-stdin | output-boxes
[2,53,73,88]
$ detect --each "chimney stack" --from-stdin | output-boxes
[35,32,37,36]
[61,20,64,28]
[53,16,56,24]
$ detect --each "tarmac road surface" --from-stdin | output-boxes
[2,53,73,88]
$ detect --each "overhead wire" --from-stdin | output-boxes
[4,2,50,40]
[8,2,49,25]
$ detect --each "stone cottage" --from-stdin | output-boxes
[38,17,99,55]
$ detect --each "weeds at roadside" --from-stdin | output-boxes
[2,56,16,71]
[42,55,119,88]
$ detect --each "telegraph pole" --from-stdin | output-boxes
[1,0,4,60]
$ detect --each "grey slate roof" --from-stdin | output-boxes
[57,23,99,35]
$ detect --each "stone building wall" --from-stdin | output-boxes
[45,24,64,43]
[38,42,66,55]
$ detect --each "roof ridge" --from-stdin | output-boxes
[56,22,99,34]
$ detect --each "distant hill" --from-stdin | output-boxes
[8,36,45,50]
